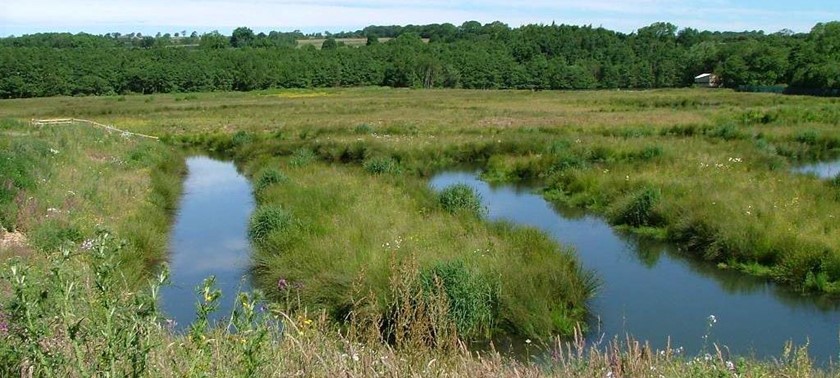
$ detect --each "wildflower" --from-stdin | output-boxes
[725,360,735,371]
[277,278,288,291]
[525,339,532,344]
[81,239,95,250]
[49,148,59,155]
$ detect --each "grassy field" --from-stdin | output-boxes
[296,37,389,48]
[1,88,839,376]
[3,87,833,291]
[296,37,429,49]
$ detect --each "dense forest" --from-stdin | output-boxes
[1,20,838,98]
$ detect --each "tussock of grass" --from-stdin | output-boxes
[438,184,484,216]
[253,167,289,195]
[248,205,294,246]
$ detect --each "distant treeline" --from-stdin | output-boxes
[1,21,838,98]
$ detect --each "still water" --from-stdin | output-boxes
[160,156,255,330]
[794,159,840,179]
[430,171,840,362]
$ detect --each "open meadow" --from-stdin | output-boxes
[1,88,839,376]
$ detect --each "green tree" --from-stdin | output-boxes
[199,31,229,49]
[231,27,255,48]
[321,37,338,50]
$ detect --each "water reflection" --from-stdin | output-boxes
[160,156,255,330]
[430,171,840,362]
[794,159,840,179]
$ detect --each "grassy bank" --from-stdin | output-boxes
[0,118,184,278]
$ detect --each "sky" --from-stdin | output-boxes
[1,0,839,37]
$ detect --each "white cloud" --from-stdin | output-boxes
[1,0,838,35]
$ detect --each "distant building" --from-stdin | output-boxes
[694,73,720,87]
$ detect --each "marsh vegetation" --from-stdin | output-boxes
[1,87,839,376]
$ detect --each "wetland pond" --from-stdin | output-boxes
[161,156,255,330]
[430,171,840,362]
[794,159,840,179]
[160,158,839,361]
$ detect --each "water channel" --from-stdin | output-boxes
[430,171,840,362]
[160,157,839,361]
[160,156,255,330]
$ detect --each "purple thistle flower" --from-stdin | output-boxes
[277,278,288,291]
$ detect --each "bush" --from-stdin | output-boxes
[794,130,819,145]
[608,186,662,227]
[353,123,374,134]
[363,157,401,175]
[420,260,497,337]
[707,123,743,141]
[231,131,254,147]
[289,148,316,167]
[545,139,572,154]
[438,184,484,216]
[248,206,293,245]
[254,168,288,193]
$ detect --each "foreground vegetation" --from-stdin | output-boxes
[1,239,830,376]
[1,88,839,375]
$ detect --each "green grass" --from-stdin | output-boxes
[2,88,833,293]
[0,117,183,277]
[0,237,832,377]
[2,87,840,375]
[244,159,594,340]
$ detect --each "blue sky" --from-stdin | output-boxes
[1,0,839,37]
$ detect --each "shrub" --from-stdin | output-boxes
[231,131,254,147]
[363,157,401,175]
[794,130,819,145]
[438,184,483,216]
[545,139,572,154]
[707,123,743,140]
[353,123,374,134]
[420,260,498,337]
[248,206,293,245]
[608,186,662,228]
[254,168,288,193]
[289,148,316,167]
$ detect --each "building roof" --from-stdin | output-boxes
[694,73,713,80]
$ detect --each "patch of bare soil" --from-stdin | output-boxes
[478,117,517,127]
[0,229,27,249]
